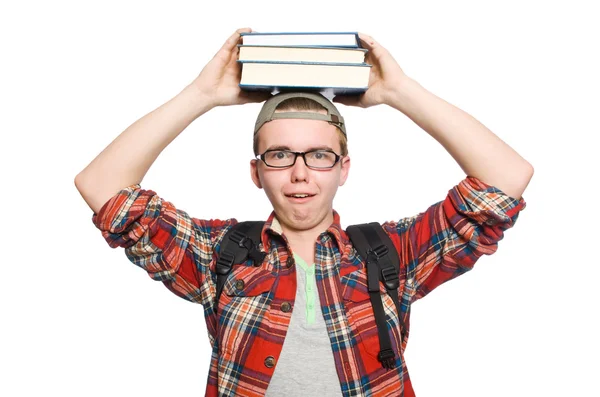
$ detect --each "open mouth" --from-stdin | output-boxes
[285,193,316,201]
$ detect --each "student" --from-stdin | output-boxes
[75,28,533,397]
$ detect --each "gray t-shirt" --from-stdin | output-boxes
[265,254,343,396]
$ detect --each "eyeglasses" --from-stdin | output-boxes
[256,149,342,169]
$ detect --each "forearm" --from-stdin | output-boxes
[387,76,533,199]
[75,84,213,214]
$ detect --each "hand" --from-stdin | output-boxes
[333,32,408,108]
[189,27,271,108]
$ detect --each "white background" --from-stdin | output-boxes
[2,0,598,396]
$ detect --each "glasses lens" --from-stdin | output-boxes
[305,150,337,168]
[264,150,295,167]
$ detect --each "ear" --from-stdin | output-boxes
[250,159,263,189]
[338,155,351,186]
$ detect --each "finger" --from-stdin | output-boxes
[220,27,252,53]
[332,95,361,107]
[357,32,377,50]
[358,32,392,64]
[240,90,272,104]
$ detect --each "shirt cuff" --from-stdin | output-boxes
[452,176,527,228]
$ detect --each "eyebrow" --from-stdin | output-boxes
[265,145,334,152]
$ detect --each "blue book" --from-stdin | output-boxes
[238,60,371,95]
[240,31,361,48]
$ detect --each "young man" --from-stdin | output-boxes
[75,28,533,397]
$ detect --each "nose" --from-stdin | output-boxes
[290,154,309,182]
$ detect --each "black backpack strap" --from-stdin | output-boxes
[215,221,266,305]
[346,222,404,370]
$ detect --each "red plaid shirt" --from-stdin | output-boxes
[92,176,526,396]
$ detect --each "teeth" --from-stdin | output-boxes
[291,194,309,198]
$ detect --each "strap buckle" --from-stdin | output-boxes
[216,251,235,275]
[367,244,388,261]
[230,231,266,267]
[377,348,396,370]
[367,244,398,290]
[381,267,399,290]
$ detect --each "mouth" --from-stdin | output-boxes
[285,193,316,202]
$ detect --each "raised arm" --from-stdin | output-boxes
[75,27,270,213]
[334,33,532,302]
[333,33,534,198]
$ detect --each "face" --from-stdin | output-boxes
[250,118,350,234]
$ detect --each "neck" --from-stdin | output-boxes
[278,210,335,262]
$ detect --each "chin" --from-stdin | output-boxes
[288,208,329,228]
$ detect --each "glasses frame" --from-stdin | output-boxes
[256,149,342,169]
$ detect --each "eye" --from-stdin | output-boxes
[266,150,288,159]
[307,150,333,160]
[265,150,295,163]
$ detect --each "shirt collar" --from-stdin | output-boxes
[260,209,350,254]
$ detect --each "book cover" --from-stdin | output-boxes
[239,84,367,97]
[240,31,361,47]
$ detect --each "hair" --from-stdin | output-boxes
[253,97,348,156]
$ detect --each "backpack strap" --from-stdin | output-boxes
[215,221,266,305]
[346,222,404,370]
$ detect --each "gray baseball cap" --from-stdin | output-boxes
[254,92,346,136]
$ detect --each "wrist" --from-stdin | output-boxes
[180,83,216,117]
[383,74,417,111]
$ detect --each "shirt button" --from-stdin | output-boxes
[281,302,292,312]
[264,356,276,368]
[235,279,245,291]
[485,218,499,226]
[286,256,295,268]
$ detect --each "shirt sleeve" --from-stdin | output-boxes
[91,184,235,345]
[383,175,527,303]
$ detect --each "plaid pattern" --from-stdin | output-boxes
[92,176,526,396]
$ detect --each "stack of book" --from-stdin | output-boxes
[237,32,371,96]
